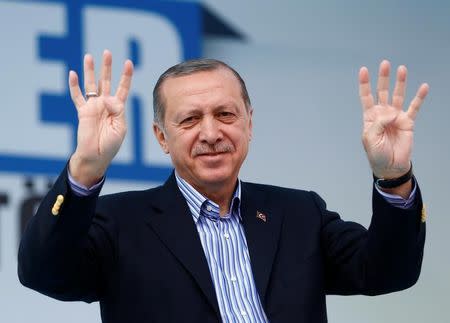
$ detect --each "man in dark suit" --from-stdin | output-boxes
[18,50,428,323]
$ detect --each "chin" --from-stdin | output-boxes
[196,168,235,186]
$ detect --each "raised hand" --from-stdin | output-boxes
[359,60,428,183]
[68,50,134,187]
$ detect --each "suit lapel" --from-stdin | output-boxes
[144,174,220,318]
[240,183,283,306]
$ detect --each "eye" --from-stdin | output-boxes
[217,111,236,122]
[180,115,199,125]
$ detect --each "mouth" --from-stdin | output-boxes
[195,152,228,162]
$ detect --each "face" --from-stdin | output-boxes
[153,68,253,195]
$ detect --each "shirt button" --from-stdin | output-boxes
[230,276,237,282]
[206,205,212,212]
[224,233,230,239]
[241,310,247,316]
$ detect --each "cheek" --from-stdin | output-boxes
[230,131,250,157]
[171,133,196,158]
[235,126,251,145]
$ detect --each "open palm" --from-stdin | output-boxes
[68,50,133,186]
[359,60,428,179]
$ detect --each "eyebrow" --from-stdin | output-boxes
[211,102,241,113]
[177,102,239,116]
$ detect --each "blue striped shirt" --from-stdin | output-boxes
[175,174,269,323]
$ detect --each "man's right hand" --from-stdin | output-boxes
[68,50,134,187]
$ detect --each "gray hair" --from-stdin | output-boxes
[152,58,251,128]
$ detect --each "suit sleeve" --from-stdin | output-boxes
[313,184,426,296]
[18,165,116,303]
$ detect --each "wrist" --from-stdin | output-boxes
[373,163,414,199]
[69,154,107,188]
[373,162,413,189]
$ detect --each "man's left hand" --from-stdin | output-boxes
[359,60,429,182]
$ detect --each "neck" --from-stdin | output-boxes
[204,191,233,216]
[182,175,238,216]
[200,181,237,216]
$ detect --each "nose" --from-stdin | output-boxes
[198,117,222,144]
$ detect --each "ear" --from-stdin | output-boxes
[248,107,253,141]
[153,123,170,154]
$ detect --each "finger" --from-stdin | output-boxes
[68,70,86,109]
[392,65,407,109]
[407,83,429,120]
[115,59,134,102]
[359,66,375,111]
[376,60,390,105]
[83,53,97,94]
[98,49,112,96]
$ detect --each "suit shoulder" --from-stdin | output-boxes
[97,185,162,208]
[242,181,314,201]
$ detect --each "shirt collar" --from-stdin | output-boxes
[175,172,241,223]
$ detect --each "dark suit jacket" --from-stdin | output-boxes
[18,168,425,323]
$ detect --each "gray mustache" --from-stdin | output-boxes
[192,141,234,156]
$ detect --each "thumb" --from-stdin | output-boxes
[370,113,397,138]
[104,96,124,116]
[362,114,396,151]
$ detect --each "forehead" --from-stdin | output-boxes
[160,68,244,113]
